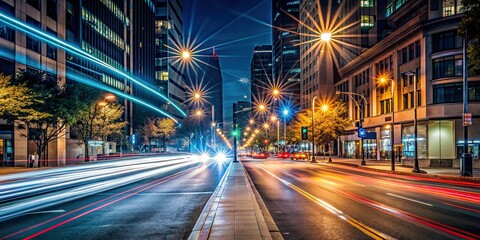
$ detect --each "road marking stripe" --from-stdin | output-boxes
[386,193,433,207]
[24,210,66,215]
[258,166,394,240]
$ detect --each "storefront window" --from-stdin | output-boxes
[401,125,427,159]
[364,140,377,159]
[380,129,391,160]
[428,121,455,160]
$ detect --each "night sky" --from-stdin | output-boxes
[183,0,272,127]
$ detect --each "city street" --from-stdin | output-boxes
[0,155,228,239]
[243,157,480,240]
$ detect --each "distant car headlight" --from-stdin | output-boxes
[215,153,227,162]
[199,153,210,162]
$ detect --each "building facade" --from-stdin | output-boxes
[0,0,171,166]
[250,45,273,103]
[155,0,186,118]
[299,0,339,109]
[336,0,479,168]
[272,0,301,107]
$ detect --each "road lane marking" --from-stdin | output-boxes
[24,210,66,215]
[258,166,395,240]
[386,193,433,207]
[94,191,213,196]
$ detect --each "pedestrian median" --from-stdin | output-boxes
[189,160,282,240]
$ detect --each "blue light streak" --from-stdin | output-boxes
[67,72,179,123]
[0,13,186,118]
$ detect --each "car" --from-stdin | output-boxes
[256,152,268,159]
[251,152,258,158]
[291,152,308,160]
[277,152,290,159]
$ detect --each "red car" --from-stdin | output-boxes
[277,152,291,159]
[255,152,268,159]
[291,152,308,160]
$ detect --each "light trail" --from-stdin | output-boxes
[258,165,393,240]
[0,155,202,222]
[0,13,186,119]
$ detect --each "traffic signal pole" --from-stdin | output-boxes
[233,103,238,162]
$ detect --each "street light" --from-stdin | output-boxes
[271,116,280,153]
[311,96,318,163]
[336,91,368,166]
[379,75,395,171]
[404,71,423,173]
[321,32,331,42]
[182,50,191,60]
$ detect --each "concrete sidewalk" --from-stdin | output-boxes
[317,156,480,180]
[189,161,279,240]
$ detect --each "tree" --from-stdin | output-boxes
[0,74,39,121]
[287,101,351,152]
[73,100,127,159]
[459,0,480,75]
[138,117,156,152]
[12,70,86,166]
[175,117,196,152]
[154,118,177,152]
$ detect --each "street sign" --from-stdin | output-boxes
[463,113,472,126]
[301,126,308,140]
[358,128,366,138]
[364,132,377,140]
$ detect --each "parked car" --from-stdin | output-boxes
[277,152,291,159]
[291,152,308,160]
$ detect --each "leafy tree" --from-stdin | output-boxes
[12,70,86,166]
[138,117,156,152]
[175,117,196,152]
[287,101,351,152]
[459,0,480,75]
[154,118,177,152]
[73,100,127,158]
[0,74,38,121]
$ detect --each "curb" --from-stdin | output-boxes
[188,162,232,240]
[240,161,283,240]
[327,162,480,183]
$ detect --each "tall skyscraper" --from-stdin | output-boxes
[202,50,224,127]
[250,45,273,103]
[155,0,186,118]
[272,0,301,107]
[132,0,156,129]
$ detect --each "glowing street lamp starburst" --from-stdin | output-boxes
[320,32,331,42]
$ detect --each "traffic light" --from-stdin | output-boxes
[301,126,308,140]
[358,128,366,138]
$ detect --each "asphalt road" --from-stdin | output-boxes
[0,154,229,240]
[243,157,480,240]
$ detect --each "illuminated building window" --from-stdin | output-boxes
[442,0,463,16]
[360,0,374,7]
[360,15,375,27]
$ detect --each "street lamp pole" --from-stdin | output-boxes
[389,79,396,171]
[405,71,421,173]
[462,32,473,176]
[336,91,367,165]
[277,120,280,154]
[311,96,318,163]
